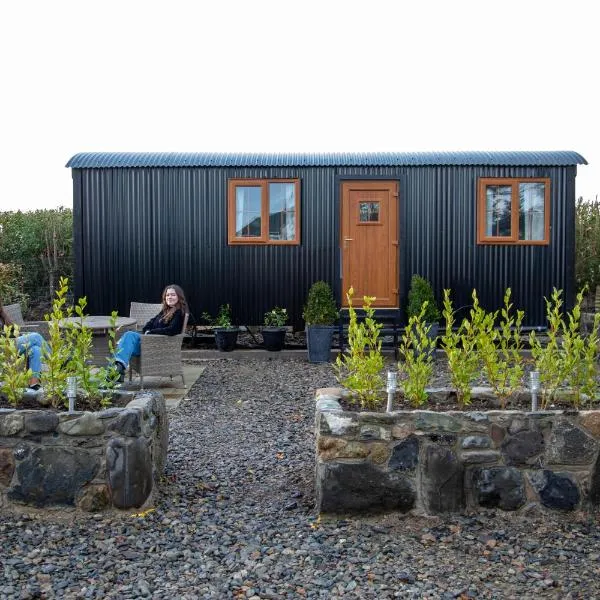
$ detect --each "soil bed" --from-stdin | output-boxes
[0,390,131,411]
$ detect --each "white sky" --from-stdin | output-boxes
[0,0,597,212]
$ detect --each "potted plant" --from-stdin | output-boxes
[262,306,288,352]
[202,304,239,352]
[407,274,441,345]
[303,281,339,363]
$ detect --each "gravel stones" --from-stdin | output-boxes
[1,357,600,598]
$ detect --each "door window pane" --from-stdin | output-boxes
[519,182,545,241]
[235,187,262,237]
[485,185,512,237]
[268,182,296,240]
[359,201,380,222]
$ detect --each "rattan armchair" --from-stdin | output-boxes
[128,302,188,389]
[3,303,49,338]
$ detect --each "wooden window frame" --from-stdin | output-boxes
[477,177,550,245]
[228,178,300,245]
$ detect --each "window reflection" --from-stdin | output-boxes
[359,202,380,222]
[235,187,262,237]
[269,183,296,240]
[519,182,545,241]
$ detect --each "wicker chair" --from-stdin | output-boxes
[3,303,49,338]
[128,302,189,389]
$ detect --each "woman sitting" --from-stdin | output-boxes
[0,299,47,391]
[113,284,188,382]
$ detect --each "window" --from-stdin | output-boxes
[477,178,550,245]
[228,179,300,245]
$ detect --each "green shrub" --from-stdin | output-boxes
[530,287,600,408]
[441,289,480,407]
[264,306,288,327]
[334,287,384,409]
[472,288,524,409]
[202,304,235,328]
[575,197,600,292]
[398,302,435,406]
[407,275,440,323]
[0,324,32,406]
[303,281,338,326]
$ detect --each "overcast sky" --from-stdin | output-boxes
[1,0,597,212]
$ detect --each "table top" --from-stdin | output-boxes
[59,316,137,331]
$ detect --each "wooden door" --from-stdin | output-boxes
[341,180,399,307]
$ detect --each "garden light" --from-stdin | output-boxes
[386,370,397,412]
[66,376,77,413]
[529,370,540,412]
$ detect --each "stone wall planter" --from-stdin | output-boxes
[0,390,168,513]
[315,387,600,516]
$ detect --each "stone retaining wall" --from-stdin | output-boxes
[315,388,600,515]
[0,390,168,512]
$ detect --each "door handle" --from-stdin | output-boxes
[344,238,353,241]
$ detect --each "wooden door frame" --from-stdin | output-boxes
[334,175,402,309]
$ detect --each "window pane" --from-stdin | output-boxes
[485,185,512,237]
[268,183,296,240]
[359,201,380,222]
[519,182,545,241]
[235,187,262,237]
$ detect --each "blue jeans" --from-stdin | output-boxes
[114,331,142,367]
[16,332,47,378]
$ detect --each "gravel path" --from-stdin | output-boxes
[2,357,600,599]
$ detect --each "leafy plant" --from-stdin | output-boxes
[202,304,235,328]
[43,277,120,408]
[407,274,440,323]
[398,302,435,406]
[530,287,600,408]
[0,324,33,406]
[472,288,524,409]
[334,287,384,409]
[441,289,480,407]
[303,281,338,326]
[264,306,288,328]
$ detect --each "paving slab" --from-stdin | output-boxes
[119,363,206,409]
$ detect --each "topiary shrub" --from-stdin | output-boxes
[407,275,440,323]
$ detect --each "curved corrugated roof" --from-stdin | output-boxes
[66,151,587,169]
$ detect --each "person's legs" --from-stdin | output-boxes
[114,331,142,368]
[16,332,46,388]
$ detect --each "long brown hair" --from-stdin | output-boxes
[160,284,188,322]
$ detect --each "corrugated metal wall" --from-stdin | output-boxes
[73,163,576,328]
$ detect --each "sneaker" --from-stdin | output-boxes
[116,362,126,383]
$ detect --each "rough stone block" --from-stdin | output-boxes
[546,421,597,465]
[106,437,153,509]
[0,413,23,436]
[420,446,464,513]
[108,409,142,437]
[58,412,105,436]
[24,412,59,434]
[0,448,15,486]
[501,430,544,465]
[316,461,415,514]
[474,467,526,511]
[76,484,111,512]
[8,446,99,506]
[528,469,580,511]
[388,436,419,472]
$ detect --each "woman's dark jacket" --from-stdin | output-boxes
[142,309,184,336]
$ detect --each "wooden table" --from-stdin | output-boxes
[59,316,137,366]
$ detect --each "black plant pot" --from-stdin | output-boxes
[214,328,239,352]
[306,325,335,363]
[262,327,286,351]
